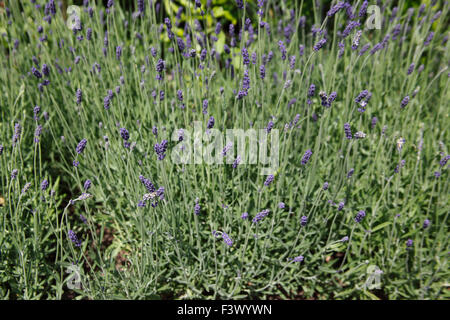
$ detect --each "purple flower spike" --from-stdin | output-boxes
[406,239,413,248]
[84,179,91,191]
[222,232,233,246]
[439,155,450,167]
[313,38,327,51]
[253,209,270,223]
[354,210,366,223]
[68,230,82,247]
[139,175,155,193]
[11,169,18,180]
[120,128,129,141]
[264,174,274,186]
[116,46,122,60]
[300,216,308,227]
[232,156,241,169]
[76,89,82,105]
[301,149,313,165]
[154,140,168,160]
[31,66,42,79]
[41,179,49,191]
[344,123,352,139]
[194,198,201,215]
[291,255,304,262]
[207,116,215,129]
[76,139,87,154]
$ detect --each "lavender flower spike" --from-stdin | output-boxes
[253,209,270,223]
[344,123,352,139]
[301,149,313,165]
[354,210,366,223]
[313,38,327,51]
[264,174,274,186]
[75,138,87,154]
[68,230,82,247]
[222,232,233,246]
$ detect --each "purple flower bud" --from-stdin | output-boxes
[86,28,92,40]
[264,174,274,186]
[401,95,410,108]
[31,66,42,79]
[156,59,165,80]
[242,70,250,91]
[259,64,266,80]
[222,232,233,246]
[355,210,366,223]
[253,209,270,223]
[41,179,49,191]
[33,105,41,120]
[202,99,209,114]
[76,138,87,154]
[42,64,50,77]
[207,116,215,129]
[394,160,406,173]
[301,149,313,165]
[359,44,370,56]
[194,198,201,215]
[11,169,18,179]
[344,123,352,139]
[84,179,91,191]
[424,32,434,46]
[266,121,274,133]
[116,46,122,60]
[139,175,155,193]
[291,255,304,262]
[439,155,450,167]
[242,48,250,66]
[68,230,82,247]
[407,63,415,75]
[34,125,43,143]
[299,45,304,56]
[21,182,31,194]
[300,215,308,227]
[120,128,129,141]
[289,55,296,69]
[327,91,337,107]
[232,156,241,169]
[371,117,378,129]
[154,140,168,160]
[12,123,22,146]
[76,88,82,105]
[327,1,346,17]
[314,38,327,51]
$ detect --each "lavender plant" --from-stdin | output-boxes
[0,0,448,300]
